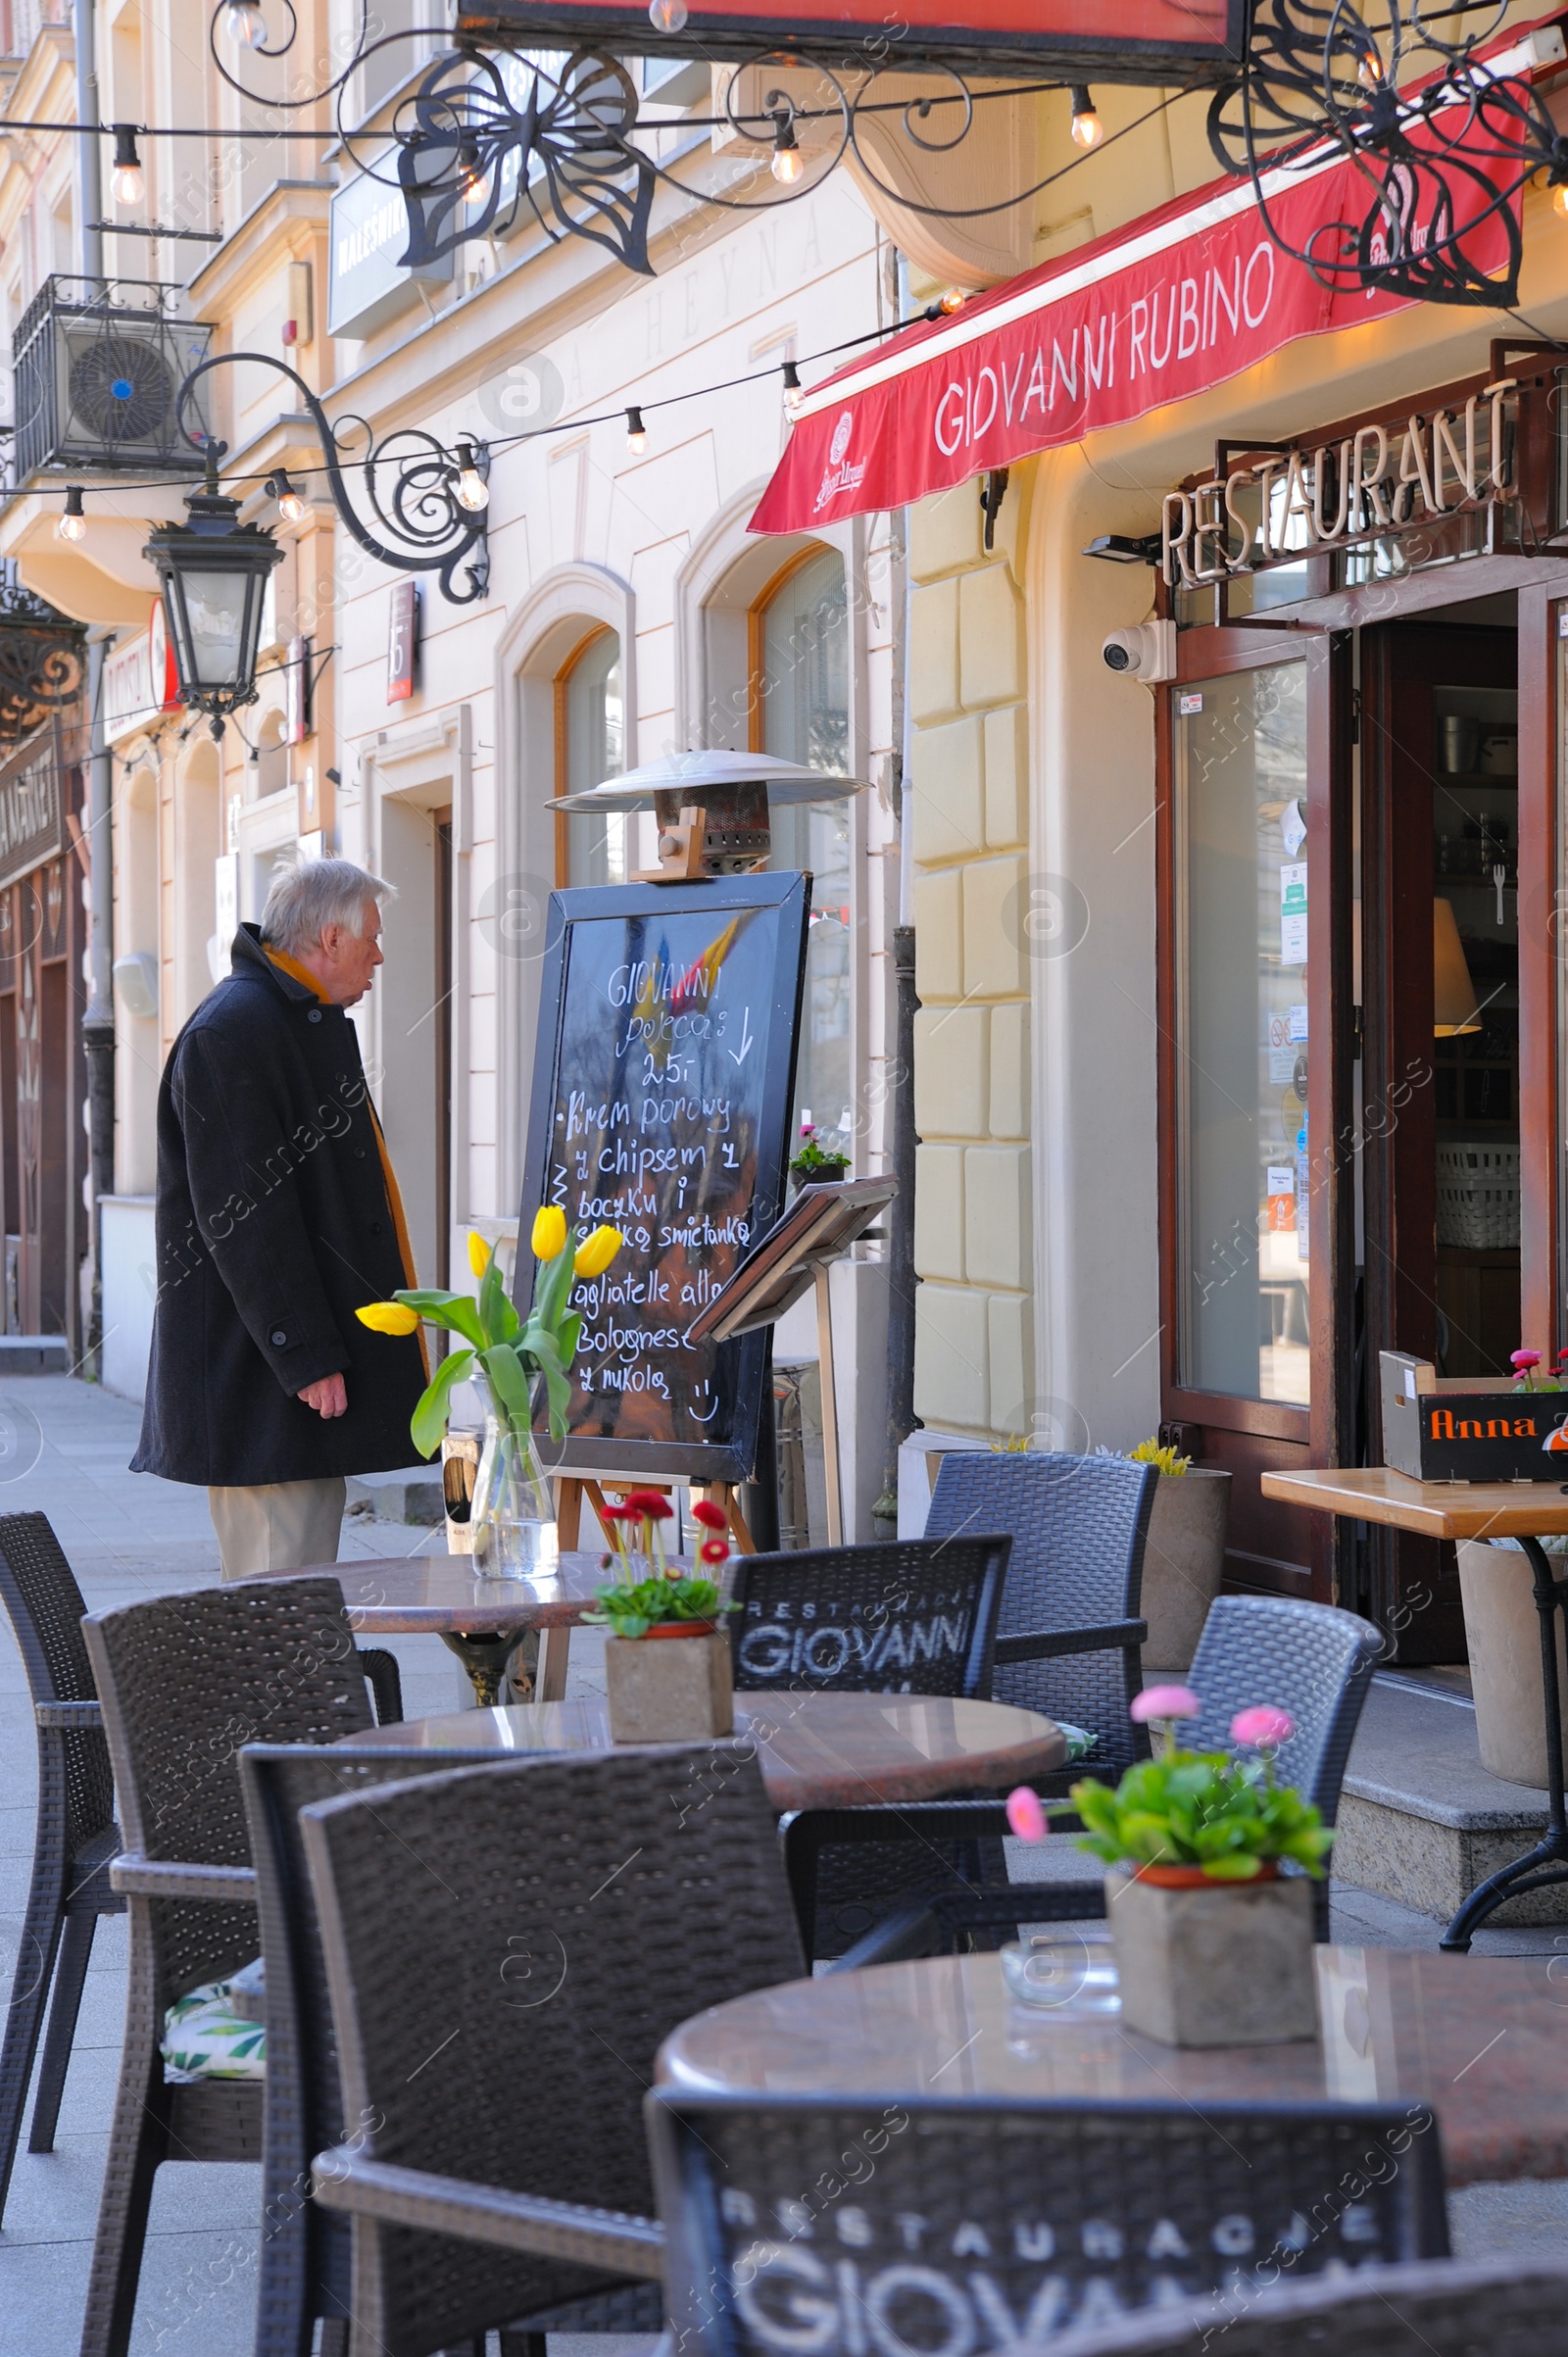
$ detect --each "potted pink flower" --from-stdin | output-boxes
[585,1493,738,1742]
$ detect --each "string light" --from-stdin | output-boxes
[770,117,804,184]
[782,360,803,413]
[223,0,267,45]
[937,288,967,316]
[458,134,490,213]
[110,125,144,206]
[451,441,489,511]
[57,486,86,542]
[1356,42,1385,87]
[265,467,307,523]
[625,407,647,454]
[1069,87,1103,151]
[648,0,687,25]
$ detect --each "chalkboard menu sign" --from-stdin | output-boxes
[517,871,809,1482]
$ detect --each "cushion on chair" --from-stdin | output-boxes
[1056,1721,1096,1763]
[161,1971,267,2084]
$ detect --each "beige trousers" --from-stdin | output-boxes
[209,1477,346,1582]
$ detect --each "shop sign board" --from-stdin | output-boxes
[1160,380,1520,588]
[104,606,179,746]
[328,153,452,342]
[458,0,1245,79]
[0,743,66,893]
[750,103,1522,536]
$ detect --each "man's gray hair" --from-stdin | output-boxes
[260,858,394,956]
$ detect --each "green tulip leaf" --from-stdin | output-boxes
[410,1349,476,1458]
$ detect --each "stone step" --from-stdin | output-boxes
[1334,1674,1568,1927]
[345,1464,446,1526]
[0,1335,72,1374]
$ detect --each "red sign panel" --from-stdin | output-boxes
[458,0,1244,78]
[750,131,1521,538]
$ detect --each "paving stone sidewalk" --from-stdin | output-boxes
[0,1376,1564,2355]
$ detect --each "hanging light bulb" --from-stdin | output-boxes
[625,407,648,455]
[937,287,966,316]
[1357,42,1385,87]
[782,360,803,413]
[110,125,144,208]
[648,0,687,26]
[223,0,267,45]
[451,440,489,512]
[265,468,307,525]
[1069,86,1103,151]
[458,134,490,213]
[57,485,85,543]
[770,124,804,184]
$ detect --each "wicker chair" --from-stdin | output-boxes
[302,1746,806,2357]
[646,2089,1449,2354]
[0,1512,122,2228]
[77,1575,379,2357]
[729,1537,1010,1694]
[923,1450,1157,1777]
[790,1593,1383,1961]
[1041,2258,1568,2356]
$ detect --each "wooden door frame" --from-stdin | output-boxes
[1157,626,1355,1601]
[1517,569,1568,1362]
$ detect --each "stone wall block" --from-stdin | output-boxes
[983,703,1029,849]
[909,575,961,726]
[988,1293,1035,1437]
[914,1283,991,1430]
[964,1145,1032,1292]
[914,1143,965,1282]
[912,865,963,1002]
[958,564,1025,710]
[913,1005,988,1139]
[909,712,985,866]
[961,856,1029,1000]
[989,1001,1031,1140]
[910,480,986,581]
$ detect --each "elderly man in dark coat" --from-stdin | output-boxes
[132,858,427,1580]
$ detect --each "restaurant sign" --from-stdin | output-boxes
[0,743,66,894]
[457,0,1245,79]
[1161,378,1520,589]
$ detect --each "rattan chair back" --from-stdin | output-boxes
[648,2090,1449,2357]
[924,1451,1156,1769]
[300,1746,807,2357]
[0,1508,115,1853]
[1040,2257,1568,2355]
[1184,1594,1382,1822]
[728,1537,1009,1695]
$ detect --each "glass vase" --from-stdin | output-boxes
[469,1398,555,1580]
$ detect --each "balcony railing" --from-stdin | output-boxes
[12,277,213,481]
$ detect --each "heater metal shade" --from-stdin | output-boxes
[547,746,862,814]
[142,485,282,723]
[1434,896,1482,1037]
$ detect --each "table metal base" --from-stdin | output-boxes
[438,1627,533,1707]
[1442,1534,1568,1950]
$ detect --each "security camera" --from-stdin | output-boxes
[1102,619,1177,682]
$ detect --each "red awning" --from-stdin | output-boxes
[749,52,1536,537]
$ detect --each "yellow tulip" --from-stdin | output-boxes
[573,1225,623,1280]
[467,1229,492,1281]
[532,1204,567,1260]
[356,1301,420,1337]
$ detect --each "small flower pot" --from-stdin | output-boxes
[604,1622,734,1743]
[1106,1862,1318,2047]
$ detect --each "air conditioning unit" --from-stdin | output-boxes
[13,277,214,479]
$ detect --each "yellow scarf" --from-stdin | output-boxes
[264,945,427,1373]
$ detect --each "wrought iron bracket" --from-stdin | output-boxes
[175,353,490,607]
[0,574,86,750]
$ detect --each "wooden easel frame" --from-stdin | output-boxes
[534,1473,755,1701]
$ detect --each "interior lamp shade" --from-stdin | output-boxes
[1434,897,1482,1037]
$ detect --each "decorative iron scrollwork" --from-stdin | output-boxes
[1207,2,1568,309]
[397,49,656,276]
[0,578,85,749]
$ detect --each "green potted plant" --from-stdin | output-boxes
[789,1119,850,1191]
[1007,1686,1332,2047]
[1113,1437,1231,1672]
[357,1207,621,1578]
[585,1495,739,1741]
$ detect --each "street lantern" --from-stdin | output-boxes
[142,470,282,736]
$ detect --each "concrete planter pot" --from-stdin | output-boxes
[1106,1863,1318,2046]
[1140,1469,1231,1670]
[1457,1540,1568,1790]
[605,1624,735,1743]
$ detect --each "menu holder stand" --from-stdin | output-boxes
[688,1177,898,1547]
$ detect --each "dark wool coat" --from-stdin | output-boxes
[131,925,427,1486]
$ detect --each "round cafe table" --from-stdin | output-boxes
[657,1944,1568,2187]
[333,1691,1068,1814]
[242,1551,655,1705]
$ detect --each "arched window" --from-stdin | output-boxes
[756,547,853,1161]
[556,626,625,887]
